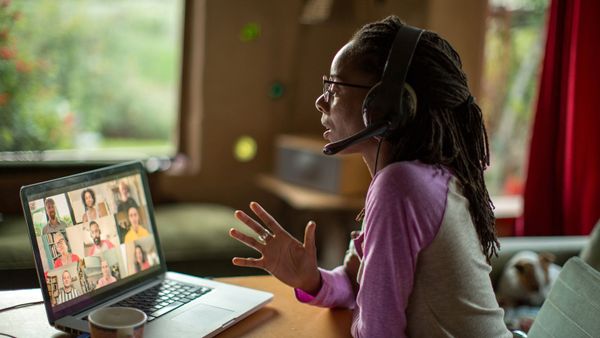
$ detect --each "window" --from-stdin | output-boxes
[481,0,550,197]
[0,0,184,162]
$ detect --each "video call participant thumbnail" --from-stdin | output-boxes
[42,198,67,234]
[88,221,115,256]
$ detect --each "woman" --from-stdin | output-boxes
[134,245,151,272]
[229,16,511,337]
[53,232,80,268]
[81,188,107,223]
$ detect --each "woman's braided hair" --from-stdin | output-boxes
[350,15,499,262]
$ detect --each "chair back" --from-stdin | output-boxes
[528,257,600,337]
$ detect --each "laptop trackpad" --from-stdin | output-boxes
[170,303,234,329]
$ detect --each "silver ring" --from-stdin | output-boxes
[258,231,271,244]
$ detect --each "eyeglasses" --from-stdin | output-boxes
[322,75,371,103]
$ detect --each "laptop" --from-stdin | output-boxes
[20,161,273,337]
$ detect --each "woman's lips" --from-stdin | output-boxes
[323,129,331,140]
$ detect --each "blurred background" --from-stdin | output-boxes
[0,0,549,217]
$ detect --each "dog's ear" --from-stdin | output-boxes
[539,252,556,284]
[539,252,556,269]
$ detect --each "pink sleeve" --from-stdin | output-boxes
[351,163,449,337]
[294,266,356,309]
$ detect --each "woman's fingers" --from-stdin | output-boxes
[234,210,272,237]
[303,221,317,256]
[249,201,284,235]
[232,257,264,269]
[229,228,264,252]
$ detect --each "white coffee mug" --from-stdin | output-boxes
[88,306,147,338]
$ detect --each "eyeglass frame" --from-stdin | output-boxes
[322,75,372,103]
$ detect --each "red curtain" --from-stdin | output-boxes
[519,0,600,236]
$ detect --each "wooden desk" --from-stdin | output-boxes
[0,276,352,338]
[215,276,351,338]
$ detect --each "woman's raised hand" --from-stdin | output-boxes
[229,201,321,294]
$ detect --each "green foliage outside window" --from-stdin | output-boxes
[0,0,182,156]
[482,0,550,196]
[0,1,66,151]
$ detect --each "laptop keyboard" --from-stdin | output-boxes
[112,279,212,322]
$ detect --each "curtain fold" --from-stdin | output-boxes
[519,0,600,236]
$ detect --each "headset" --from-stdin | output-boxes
[322,24,424,155]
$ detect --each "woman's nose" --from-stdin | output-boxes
[315,94,328,114]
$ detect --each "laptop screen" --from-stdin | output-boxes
[21,162,165,319]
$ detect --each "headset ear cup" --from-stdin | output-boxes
[362,82,418,134]
[362,81,383,127]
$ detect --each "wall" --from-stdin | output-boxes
[156,0,306,210]
[426,0,488,98]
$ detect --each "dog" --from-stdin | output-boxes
[496,251,561,307]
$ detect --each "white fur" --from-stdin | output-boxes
[497,250,561,306]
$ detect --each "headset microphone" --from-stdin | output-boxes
[322,121,390,155]
[322,24,423,156]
